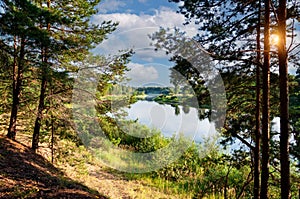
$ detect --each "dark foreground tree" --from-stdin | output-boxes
[278,0,290,198]
[261,0,271,197]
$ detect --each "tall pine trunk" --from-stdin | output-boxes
[7,37,25,140]
[278,0,290,198]
[32,0,51,152]
[254,1,261,197]
[261,0,271,197]
[32,70,47,151]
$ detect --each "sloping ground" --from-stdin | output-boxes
[0,132,186,199]
[0,135,107,199]
[64,162,183,199]
[56,147,184,199]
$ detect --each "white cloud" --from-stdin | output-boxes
[126,63,159,84]
[95,7,194,32]
[96,0,126,14]
[92,7,198,60]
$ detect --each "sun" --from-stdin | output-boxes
[270,34,280,45]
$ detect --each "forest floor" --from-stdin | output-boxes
[0,135,106,199]
[0,133,185,199]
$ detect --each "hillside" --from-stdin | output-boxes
[0,135,106,199]
[0,133,185,199]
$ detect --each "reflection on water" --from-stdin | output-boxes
[123,100,216,143]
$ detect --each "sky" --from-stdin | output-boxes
[91,0,198,87]
[91,0,300,87]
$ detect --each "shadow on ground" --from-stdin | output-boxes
[0,135,108,199]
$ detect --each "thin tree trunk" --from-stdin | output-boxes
[51,116,54,163]
[237,170,253,199]
[254,1,261,197]
[32,0,51,152]
[7,37,25,140]
[261,0,271,197]
[278,0,290,198]
[32,73,47,152]
[50,86,54,164]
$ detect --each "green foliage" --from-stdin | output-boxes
[154,95,179,105]
[97,115,170,153]
[123,136,255,198]
[168,56,210,106]
[290,69,300,168]
[168,0,261,60]
[153,94,200,109]
[0,44,11,118]
[88,110,255,198]
[154,143,201,181]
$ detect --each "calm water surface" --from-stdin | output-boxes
[123,100,216,142]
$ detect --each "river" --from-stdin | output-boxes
[122,100,216,143]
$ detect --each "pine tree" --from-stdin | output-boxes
[0,0,53,139]
[31,0,117,152]
[261,0,271,197]
[278,0,290,198]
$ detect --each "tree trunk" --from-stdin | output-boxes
[32,74,47,152]
[278,0,290,198]
[32,0,51,152]
[7,37,25,140]
[50,85,54,164]
[261,0,271,197]
[254,1,261,197]
[51,116,54,163]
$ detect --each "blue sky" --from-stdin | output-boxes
[91,0,300,86]
[96,0,180,15]
[91,0,198,87]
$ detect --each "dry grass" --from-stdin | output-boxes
[0,134,105,198]
[0,131,187,199]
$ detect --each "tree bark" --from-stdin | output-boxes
[278,0,290,198]
[261,0,271,197]
[32,73,47,152]
[7,37,25,140]
[254,1,261,197]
